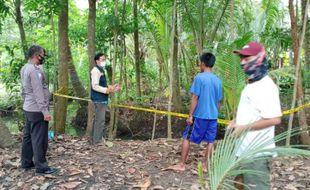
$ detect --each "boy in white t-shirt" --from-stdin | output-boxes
[229,42,282,190]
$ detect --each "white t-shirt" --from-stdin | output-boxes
[235,76,282,157]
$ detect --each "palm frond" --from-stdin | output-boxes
[206,127,310,190]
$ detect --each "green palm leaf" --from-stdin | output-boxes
[206,127,310,190]
[213,33,252,119]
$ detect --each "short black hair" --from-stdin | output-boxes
[27,45,43,59]
[200,52,216,68]
[94,53,105,61]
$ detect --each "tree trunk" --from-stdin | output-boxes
[120,0,127,97]
[167,0,178,139]
[303,1,310,108]
[302,0,310,77]
[49,0,58,129]
[199,0,205,51]
[68,51,88,132]
[299,0,310,144]
[171,4,182,112]
[55,0,69,134]
[68,49,87,105]
[108,0,119,140]
[133,0,141,97]
[286,0,310,145]
[0,119,15,148]
[123,38,129,98]
[14,0,27,61]
[86,0,96,137]
[68,54,87,99]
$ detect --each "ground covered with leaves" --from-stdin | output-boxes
[0,136,310,190]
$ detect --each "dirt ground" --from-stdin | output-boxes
[0,136,310,190]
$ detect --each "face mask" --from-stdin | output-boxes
[241,58,257,76]
[100,61,106,68]
[38,55,45,65]
[241,57,268,83]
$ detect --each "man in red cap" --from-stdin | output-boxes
[229,42,282,189]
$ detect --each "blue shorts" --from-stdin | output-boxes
[182,118,217,144]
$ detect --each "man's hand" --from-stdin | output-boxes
[113,84,120,92]
[107,85,115,93]
[107,84,121,94]
[227,119,236,128]
[44,114,51,121]
[231,125,248,137]
[227,120,248,137]
[186,116,193,126]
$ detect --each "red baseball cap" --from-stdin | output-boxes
[233,42,265,56]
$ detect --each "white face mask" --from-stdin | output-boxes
[102,60,111,67]
[100,60,111,68]
[100,61,106,68]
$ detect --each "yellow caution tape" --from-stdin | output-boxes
[53,92,309,126]
[53,93,91,102]
[282,103,310,115]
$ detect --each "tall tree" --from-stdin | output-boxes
[302,0,310,72]
[49,0,58,131]
[167,0,178,139]
[133,0,141,97]
[54,0,69,134]
[14,0,27,61]
[68,52,89,132]
[86,0,97,136]
[171,1,181,112]
[286,0,309,145]
[108,0,119,140]
[121,0,128,98]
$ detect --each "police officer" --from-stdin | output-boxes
[20,45,56,175]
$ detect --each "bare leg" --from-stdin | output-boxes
[165,139,190,171]
[180,139,190,165]
[202,143,214,172]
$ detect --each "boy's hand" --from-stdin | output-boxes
[186,116,193,125]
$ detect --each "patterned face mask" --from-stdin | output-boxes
[241,52,268,83]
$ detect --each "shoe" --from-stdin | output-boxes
[35,167,58,175]
[21,164,35,171]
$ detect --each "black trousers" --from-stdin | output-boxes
[21,111,49,171]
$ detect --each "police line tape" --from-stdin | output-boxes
[53,92,310,125]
